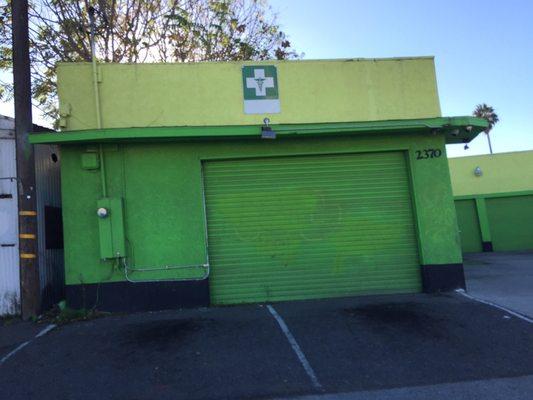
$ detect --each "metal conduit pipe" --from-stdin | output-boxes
[121,258,209,283]
[119,169,212,283]
[88,7,107,198]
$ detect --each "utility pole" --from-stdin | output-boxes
[12,0,41,319]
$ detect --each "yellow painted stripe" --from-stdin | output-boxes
[19,211,37,216]
[19,233,36,239]
[20,253,37,259]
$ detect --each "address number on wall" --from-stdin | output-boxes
[415,149,442,160]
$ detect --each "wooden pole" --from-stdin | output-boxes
[12,0,41,319]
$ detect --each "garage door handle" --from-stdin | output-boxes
[1,243,16,247]
[0,193,13,199]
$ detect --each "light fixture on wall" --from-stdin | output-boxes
[261,117,276,139]
[450,128,460,137]
[474,167,483,177]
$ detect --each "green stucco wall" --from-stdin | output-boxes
[56,57,441,131]
[61,132,460,286]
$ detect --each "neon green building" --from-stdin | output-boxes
[31,57,487,311]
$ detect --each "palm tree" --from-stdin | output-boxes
[473,103,499,154]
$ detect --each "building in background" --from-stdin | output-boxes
[30,57,486,312]
[449,150,533,253]
[0,115,64,316]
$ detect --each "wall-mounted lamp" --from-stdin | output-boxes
[474,167,483,177]
[97,207,109,218]
[261,117,276,139]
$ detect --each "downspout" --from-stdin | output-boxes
[88,7,107,198]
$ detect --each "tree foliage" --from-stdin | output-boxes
[473,103,499,133]
[0,0,299,121]
[473,103,499,154]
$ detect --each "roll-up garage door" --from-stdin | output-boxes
[203,151,421,305]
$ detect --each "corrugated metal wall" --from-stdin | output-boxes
[0,115,64,316]
[35,144,64,311]
[0,121,20,316]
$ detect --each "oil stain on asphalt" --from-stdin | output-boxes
[122,318,214,351]
[343,302,449,339]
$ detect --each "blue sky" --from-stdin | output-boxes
[270,0,533,157]
[1,1,531,157]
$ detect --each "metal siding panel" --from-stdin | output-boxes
[34,144,64,310]
[0,137,20,315]
[204,152,421,305]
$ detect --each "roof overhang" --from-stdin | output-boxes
[29,116,487,145]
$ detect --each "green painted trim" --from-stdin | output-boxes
[405,150,426,265]
[474,198,492,242]
[454,190,533,200]
[29,116,487,145]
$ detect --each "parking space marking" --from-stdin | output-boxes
[456,289,533,324]
[0,341,31,366]
[266,305,323,390]
[0,324,56,366]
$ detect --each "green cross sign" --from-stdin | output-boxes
[242,65,280,114]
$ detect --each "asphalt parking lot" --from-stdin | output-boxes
[2,252,533,399]
[463,251,533,318]
[1,290,532,400]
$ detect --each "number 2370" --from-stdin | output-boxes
[415,149,442,160]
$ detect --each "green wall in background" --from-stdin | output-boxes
[449,150,533,197]
[451,150,533,253]
[487,195,533,251]
[454,194,533,253]
[60,131,460,286]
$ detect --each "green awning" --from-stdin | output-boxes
[29,116,487,145]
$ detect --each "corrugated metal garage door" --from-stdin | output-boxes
[203,152,421,305]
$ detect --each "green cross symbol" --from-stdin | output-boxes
[246,69,275,97]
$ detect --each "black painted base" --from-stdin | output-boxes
[482,241,494,252]
[65,279,210,312]
[421,264,466,293]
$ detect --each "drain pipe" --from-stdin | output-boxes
[88,7,107,197]
[88,7,102,129]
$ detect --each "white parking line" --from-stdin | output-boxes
[0,341,31,365]
[455,289,533,324]
[0,324,56,366]
[266,305,323,390]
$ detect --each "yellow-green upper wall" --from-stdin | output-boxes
[57,57,441,131]
[449,150,533,196]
